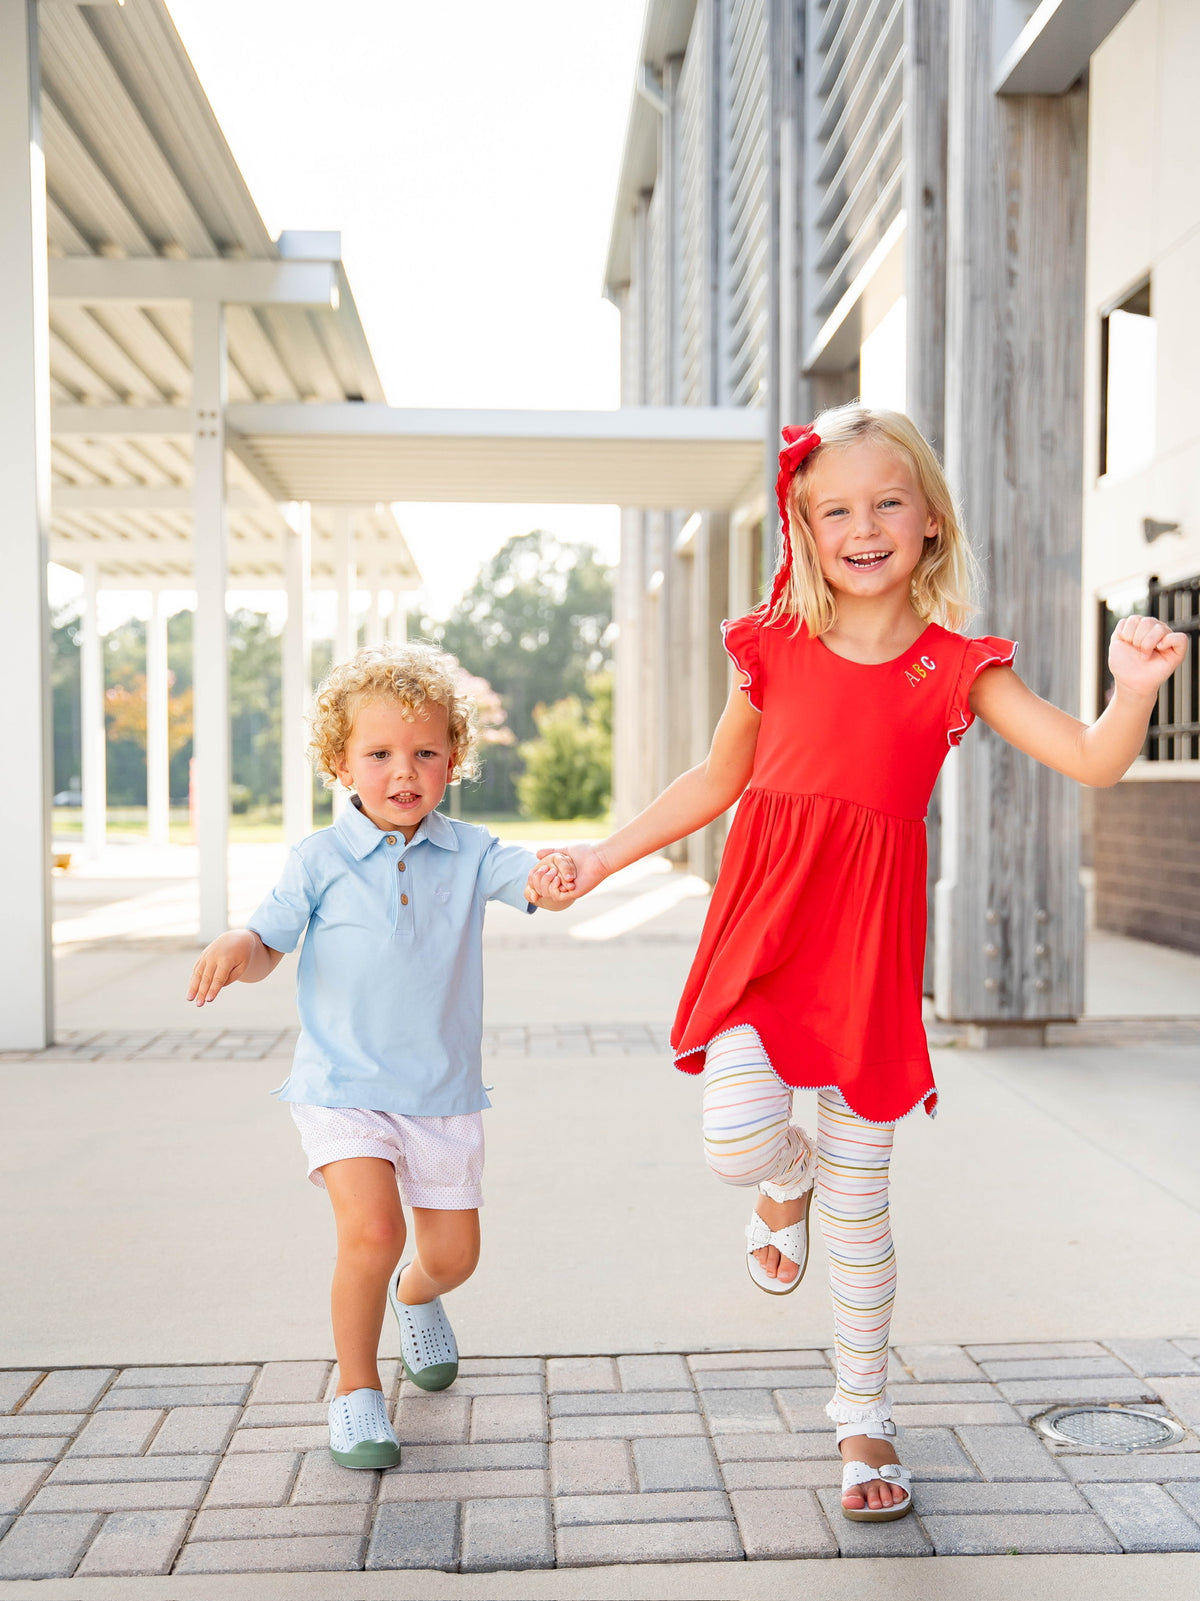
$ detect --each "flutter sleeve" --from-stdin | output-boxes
[721,614,765,712]
[947,635,1019,747]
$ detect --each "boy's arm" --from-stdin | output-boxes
[187,845,316,1005]
[187,930,285,1006]
[971,614,1188,787]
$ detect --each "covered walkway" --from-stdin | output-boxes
[2,0,764,1049]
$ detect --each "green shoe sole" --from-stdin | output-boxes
[401,1357,458,1392]
[330,1439,402,1470]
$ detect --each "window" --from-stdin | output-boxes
[1097,574,1200,760]
[1099,280,1155,479]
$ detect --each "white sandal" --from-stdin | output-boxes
[745,1199,810,1295]
[836,1419,913,1523]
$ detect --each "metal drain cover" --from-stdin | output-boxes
[1033,1405,1185,1452]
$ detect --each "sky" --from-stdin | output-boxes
[68,0,649,629]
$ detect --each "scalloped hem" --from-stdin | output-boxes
[674,1023,938,1125]
[946,640,1019,747]
[826,1393,894,1427]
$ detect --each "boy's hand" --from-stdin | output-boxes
[1110,614,1188,700]
[524,851,578,909]
[187,930,259,1006]
[533,842,610,899]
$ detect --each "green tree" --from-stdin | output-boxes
[517,674,613,821]
[422,531,613,812]
[228,609,282,807]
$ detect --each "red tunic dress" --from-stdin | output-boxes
[671,614,1018,1124]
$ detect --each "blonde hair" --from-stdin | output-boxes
[309,642,480,790]
[765,402,978,635]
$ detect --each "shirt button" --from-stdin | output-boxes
[397,860,406,872]
[400,893,409,906]
[385,835,396,846]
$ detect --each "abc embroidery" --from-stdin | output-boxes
[904,655,937,688]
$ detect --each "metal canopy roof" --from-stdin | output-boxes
[228,404,763,507]
[41,0,414,586]
[40,0,763,586]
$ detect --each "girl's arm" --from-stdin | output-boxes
[187,930,285,1006]
[540,682,762,896]
[969,614,1189,787]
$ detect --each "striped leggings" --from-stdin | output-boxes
[702,1027,896,1424]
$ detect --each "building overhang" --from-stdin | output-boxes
[603,0,699,298]
[995,0,1141,95]
[53,403,766,510]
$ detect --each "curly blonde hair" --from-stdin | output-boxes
[766,403,979,635]
[309,642,480,790]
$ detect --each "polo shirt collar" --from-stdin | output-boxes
[336,797,460,860]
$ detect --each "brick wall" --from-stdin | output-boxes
[1087,781,1200,954]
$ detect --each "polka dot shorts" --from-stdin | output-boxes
[289,1103,484,1210]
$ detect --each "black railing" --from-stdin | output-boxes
[1097,573,1200,760]
[1146,574,1200,760]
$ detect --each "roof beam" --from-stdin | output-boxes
[53,405,185,434]
[994,0,1139,95]
[223,403,765,444]
[48,257,338,307]
[52,485,258,511]
[53,402,764,444]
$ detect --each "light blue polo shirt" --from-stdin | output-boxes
[247,800,536,1115]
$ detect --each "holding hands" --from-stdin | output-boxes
[524,850,586,909]
[1109,614,1189,700]
[524,843,613,907]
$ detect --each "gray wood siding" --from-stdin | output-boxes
[725,0,769,407]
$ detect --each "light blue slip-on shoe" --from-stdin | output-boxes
[328,1386,401,1469]
[388,1269,459,1392]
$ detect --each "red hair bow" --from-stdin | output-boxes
[768,424,821,609]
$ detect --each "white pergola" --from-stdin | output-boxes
[2,0,764,1049]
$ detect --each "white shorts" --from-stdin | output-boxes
[289,1104,485,1210]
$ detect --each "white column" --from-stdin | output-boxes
[388,591,408,644]
[192,300,230,940]
[0,0,53,1047]
[79,560,107,861]
[145,590,170,848]
[365,579,383,646]
[333,505,356,662]
[331,505,356,819]
[282,502,313,844]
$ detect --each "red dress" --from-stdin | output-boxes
[671,614,1018,1124]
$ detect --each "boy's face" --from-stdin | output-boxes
[334,699,455,841]
[805,440,938,599]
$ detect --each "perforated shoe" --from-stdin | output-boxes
[388,1269,459,1391]
[327,1387,401,1470]
[746,1202,810,1294]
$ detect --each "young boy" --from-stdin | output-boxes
[188,643,574,1468]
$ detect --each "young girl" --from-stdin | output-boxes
[188,643,573,1470]
[530,403,1188,1523]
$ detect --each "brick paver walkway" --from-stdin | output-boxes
[1,1340,1199,1578]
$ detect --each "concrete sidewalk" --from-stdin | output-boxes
[2,848,1198,1586]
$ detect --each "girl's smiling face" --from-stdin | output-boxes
[334,698,455,839]
[804,440,938,598]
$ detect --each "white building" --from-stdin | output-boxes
[1081,1,1200,955]
[604,0,1199,1034]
